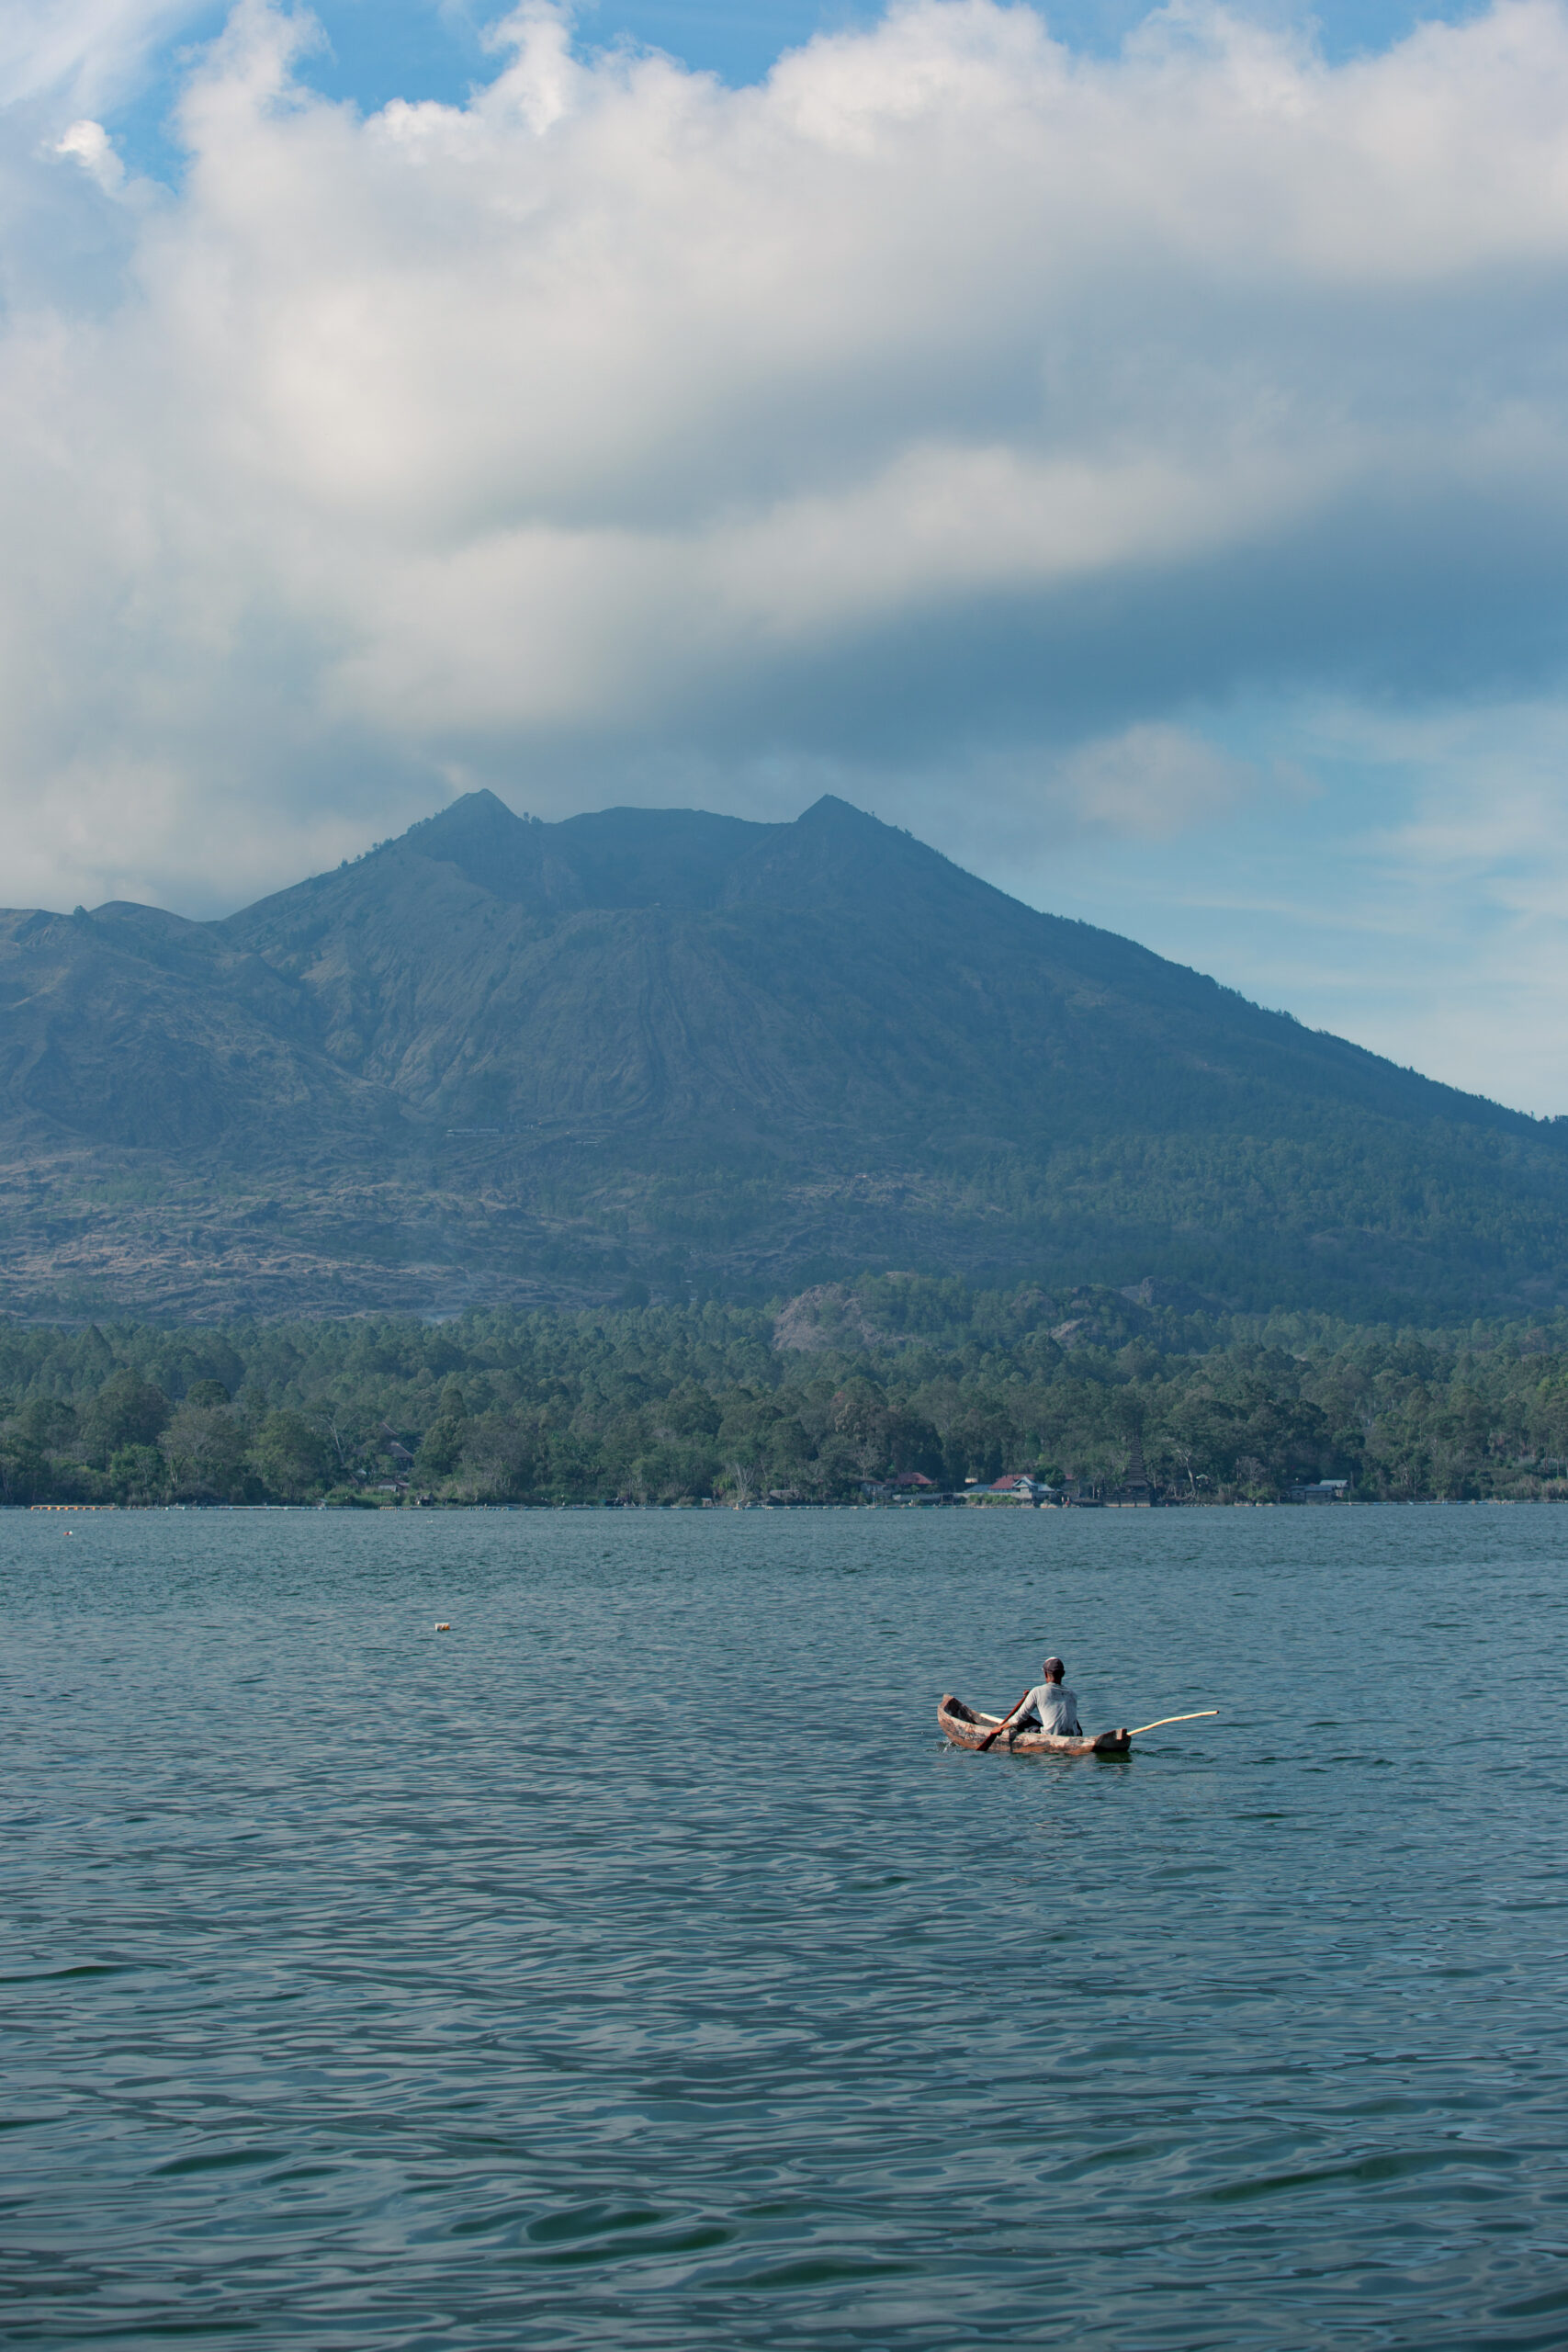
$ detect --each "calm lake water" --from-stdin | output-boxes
[4,1504,1566,2349]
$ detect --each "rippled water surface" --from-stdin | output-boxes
[5,1505,1567,2347]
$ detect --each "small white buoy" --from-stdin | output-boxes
[434,1622,451,1632]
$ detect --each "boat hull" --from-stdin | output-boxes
[939,1694,1131,1756]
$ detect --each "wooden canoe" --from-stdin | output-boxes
[939,1693,1131,1756]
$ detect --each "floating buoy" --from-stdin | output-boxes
[434,1622,451,1632]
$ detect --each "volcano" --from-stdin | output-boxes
[2,790,1562,1319]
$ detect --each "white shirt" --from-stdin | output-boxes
[1016,1680,1081,1736]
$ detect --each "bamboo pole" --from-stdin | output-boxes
[1126,1710,1219,1736]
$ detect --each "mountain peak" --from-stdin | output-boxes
[412,788,532,854]
[796,794,891,833]
[404,788,558,904]
[2,785,1555,1320]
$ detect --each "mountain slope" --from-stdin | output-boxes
[220,789,1520,1147]
[0,902,401,1156]
[0,790,1563,1319]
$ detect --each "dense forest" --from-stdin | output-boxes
[5,1275,1568,1508]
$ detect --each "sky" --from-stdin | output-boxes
[4,0,1568,1113]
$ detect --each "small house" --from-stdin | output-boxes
[1288,1478,1350,1503]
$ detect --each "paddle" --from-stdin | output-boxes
[976,1692,1032,1752]
[981,1704,1218,1749]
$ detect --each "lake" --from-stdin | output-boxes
[4,1504,1566,2348]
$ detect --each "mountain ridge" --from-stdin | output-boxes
[0,789,1562,1321]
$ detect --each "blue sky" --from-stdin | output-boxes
[104,0,1496,126]
[100,1,1502,181]
[5,0,1568,1114]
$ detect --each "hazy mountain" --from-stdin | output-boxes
[2,791,1564,1319]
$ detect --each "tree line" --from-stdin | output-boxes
[4,1277,1568,1508]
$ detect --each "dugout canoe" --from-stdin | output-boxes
[939,1694,1131,1756]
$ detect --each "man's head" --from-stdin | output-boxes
[1043,1656,1065,1682]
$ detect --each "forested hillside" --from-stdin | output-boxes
[6,1278,1568,1508]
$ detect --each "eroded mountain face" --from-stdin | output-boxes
[1,791,1562,1318]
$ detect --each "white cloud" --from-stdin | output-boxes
[1046,723,1266,837]
[1017,694,1568,1113]
[0,1,209,113]
[54,118,127,190]
[3,0,1568,932]
[1303,704,1568,1109]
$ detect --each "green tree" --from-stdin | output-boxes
[415,1414,468,1481]
[249,1410,334,1501]
[0,1435,49,1505]
[108,1443,168,1505]
[452,1413,544,1501]
[160,1402,253,1501]
[78,1372,172,1467]
[16,1398,77,1453]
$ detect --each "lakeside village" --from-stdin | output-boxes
[23,1463,1359,1511]
[16,1289,1568,1508]
[844,1422,1350,1506]
[12,1408,1354,1510]
[0,1347,1373,1510]
[282,1426,1353,1508]
[25,1480,1359,1510]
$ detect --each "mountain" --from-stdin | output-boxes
[2,790,1565,1320]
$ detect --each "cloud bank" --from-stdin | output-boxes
[4,0,1568,1089]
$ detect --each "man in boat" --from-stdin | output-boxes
[998,1656,1082,1744]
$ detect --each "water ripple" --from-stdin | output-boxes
[3,1504,1566,2346]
